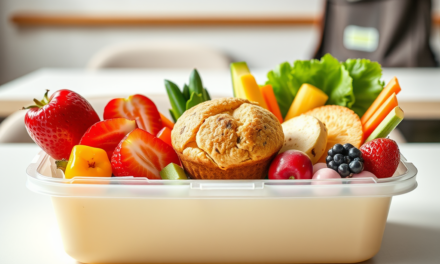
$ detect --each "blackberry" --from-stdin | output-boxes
[328,149,333,157]
[333,154,344,165]
[338,164,350,178]
[332,144,344,155]
[349,160,363,174]
[326,155,333,164]
[343,143,354,151]
[328,161,338,171]
[326,143,364,177]
[348,148,362,159]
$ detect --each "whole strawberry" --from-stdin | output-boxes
[24,90,100,160]
[360,138,400,178]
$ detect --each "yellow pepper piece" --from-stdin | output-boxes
[65,145,112,179]
[284,83,328,122]
[240,74,268,109]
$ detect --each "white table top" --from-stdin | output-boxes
[1,68,440,119]
[0,143,439,264]
[0,68,440,101]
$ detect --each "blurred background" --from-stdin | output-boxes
[0,0,439,142]
[0,0,324,85]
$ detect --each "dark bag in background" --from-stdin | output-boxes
[314,0,437,67]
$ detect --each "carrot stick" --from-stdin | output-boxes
[157,127,172,147]
[363,93,398,141]
[260,84,283,123]
[160,112,174,130]
[361,77,401,125]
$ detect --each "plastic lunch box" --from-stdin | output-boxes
[26,151,417,264]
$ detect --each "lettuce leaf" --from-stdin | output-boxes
[266,54,355,117]
[266,54,384,118]
[291,54,354,107]
[266,62,296,118]
[343,59,385,117]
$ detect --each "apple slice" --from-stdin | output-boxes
[280,115,328,164]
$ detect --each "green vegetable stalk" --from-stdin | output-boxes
[164,80,186,119]
[165,69,211,122]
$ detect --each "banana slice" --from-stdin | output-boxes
[280,115,328,164]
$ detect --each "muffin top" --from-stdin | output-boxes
[171,98,284,169]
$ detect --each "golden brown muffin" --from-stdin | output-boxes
[172,98,284,179]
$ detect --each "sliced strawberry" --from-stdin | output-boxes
[157,127,172,147]
[111,128,180,179]
[79,118,137,160]
[104,94,163,135]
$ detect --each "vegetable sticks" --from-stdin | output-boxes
[260,84,283,123]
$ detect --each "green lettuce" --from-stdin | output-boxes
[343,59,385,117]
[265,54,384,118]
[266,62,295,118]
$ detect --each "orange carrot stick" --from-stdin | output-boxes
[260,84,283,123]
[363,93,398,141]
[157,127,172,147]
[160,112,174,130]
[361,77,401,125]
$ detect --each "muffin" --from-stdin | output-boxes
[171,98,284,179]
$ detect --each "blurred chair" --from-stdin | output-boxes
[87,42,230,69]
[0,111,33,143]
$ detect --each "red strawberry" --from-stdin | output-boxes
[79,118,137,160]
[24,89,100,160]
[111,128,180,179]
[360,138,400,178]
[104,94,163,135]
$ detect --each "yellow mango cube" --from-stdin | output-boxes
[284,84,328,122]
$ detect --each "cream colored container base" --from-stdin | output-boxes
[27,152,417,264]
[53,197,391,264]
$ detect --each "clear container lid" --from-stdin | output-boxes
[26,151,417,199]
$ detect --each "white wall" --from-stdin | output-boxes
[1,0,440,85]
[0,0,323,85]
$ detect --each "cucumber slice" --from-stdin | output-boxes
[160,163,188,180]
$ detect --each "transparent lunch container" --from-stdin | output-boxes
[26,150,417,264]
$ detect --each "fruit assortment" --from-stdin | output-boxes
[24,54,405,182]
[230,54,404,181]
